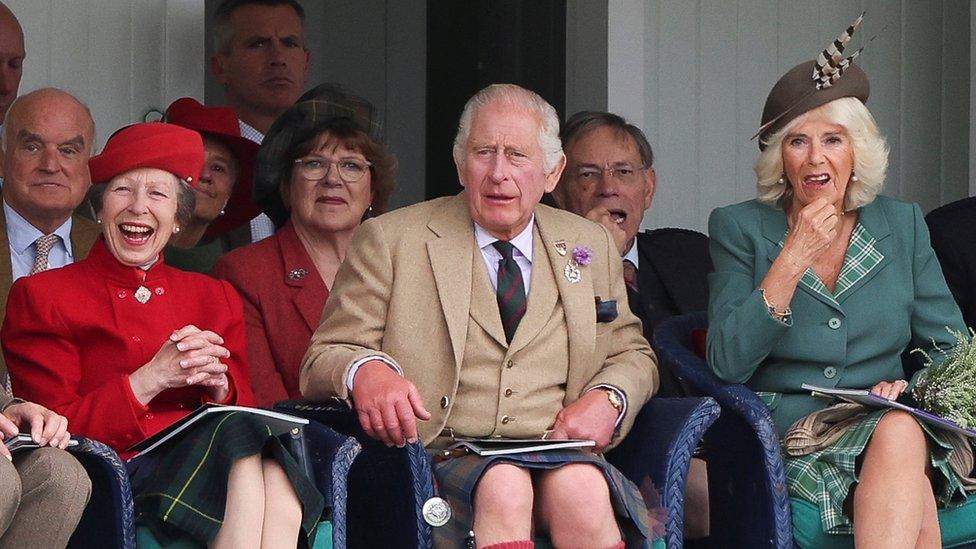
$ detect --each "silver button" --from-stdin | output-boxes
[501,415,514,424]
[422,497,451,527]
[828,317,841,329]
[440,396,450,409]
[823,366,837,379]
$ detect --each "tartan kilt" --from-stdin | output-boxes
[431,448,663,548]
[125,411,325,545]
[785,408,971,535]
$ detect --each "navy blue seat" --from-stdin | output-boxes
[67,436,136,549]
[654,312,791,548]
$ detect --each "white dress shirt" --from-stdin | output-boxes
[623,238,639,269]
[474,217,534,293]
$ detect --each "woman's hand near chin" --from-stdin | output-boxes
[784,197,840,266]
[760,198,841,313]
[128,324,231,405]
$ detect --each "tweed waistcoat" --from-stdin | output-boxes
[448,226,570,440]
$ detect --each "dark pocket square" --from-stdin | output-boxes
[595,297,618,323]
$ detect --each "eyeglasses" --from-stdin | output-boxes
[572,164,648,185]
[293,156,373,183]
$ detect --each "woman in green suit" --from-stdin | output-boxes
[707,54,970,548]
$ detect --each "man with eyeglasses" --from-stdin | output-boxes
[552,111,712,544]
[553,111,712,367]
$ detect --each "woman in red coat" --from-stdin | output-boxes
[2,123,322,547]
[212,84,396,406]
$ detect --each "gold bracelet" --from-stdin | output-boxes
[759,288,792,321]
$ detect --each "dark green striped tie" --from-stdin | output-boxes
[492,240,527,344]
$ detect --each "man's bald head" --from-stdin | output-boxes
[0,2,25,125]
[3,88,95,150]
[2,88,95,234]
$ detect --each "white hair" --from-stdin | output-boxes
[452,83,564,174]
[755,97,888,211]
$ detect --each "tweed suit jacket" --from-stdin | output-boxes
[0,204,101,377]
[300,192,657,447]
[707,196,965,436]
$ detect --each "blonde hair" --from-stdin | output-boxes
[755,97,888,211]
[452,83,564,174]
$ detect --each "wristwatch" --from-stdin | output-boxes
[604,388,624,413]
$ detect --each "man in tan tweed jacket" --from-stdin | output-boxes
[301,84,657,548]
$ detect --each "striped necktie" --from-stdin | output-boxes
[29,234,60,275]
[623,259,639,293]
[492,240,526,344]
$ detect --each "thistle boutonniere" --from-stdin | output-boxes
[563,245,593,284]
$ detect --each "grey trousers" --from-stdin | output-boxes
[0,447,91,548]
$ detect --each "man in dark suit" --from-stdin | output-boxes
[926,197,976,330]
[552,111,711,543]
[552,111,712,397]
[0,88,101,377]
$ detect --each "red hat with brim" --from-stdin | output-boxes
[164,97,260,238]
[90,123,205,189]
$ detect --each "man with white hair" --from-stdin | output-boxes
[301,84,658,548]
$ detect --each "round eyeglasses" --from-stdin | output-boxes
[572,164,648,185]
[293,156,373,183]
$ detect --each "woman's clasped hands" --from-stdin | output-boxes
[129,325,231,405]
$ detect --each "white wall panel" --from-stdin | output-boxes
[608,0,970,233]
[607,0,646,126]
[7,0,205,151]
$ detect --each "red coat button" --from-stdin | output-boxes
[117,290,127,299]
[154,287,164,295]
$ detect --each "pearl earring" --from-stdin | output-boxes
[96,218,101,224]
[173,226,181,234]
[777,175,785,184]
[218,209,226,216]
[850,173,859,183]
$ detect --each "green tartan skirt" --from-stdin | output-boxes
[431,449,664,548]
[785,408,970,534]
[126,411,325,545]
